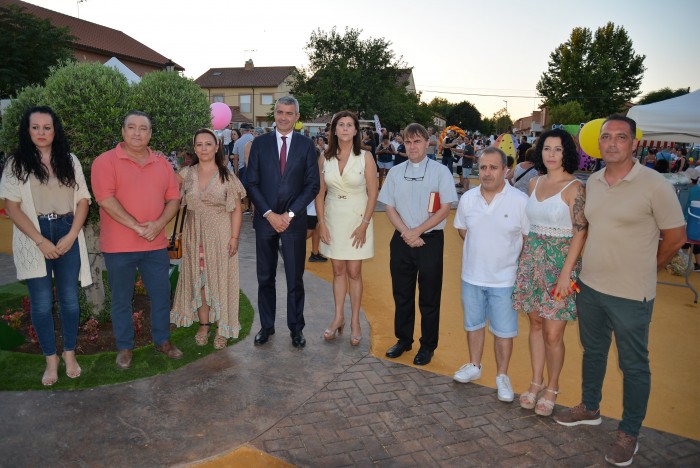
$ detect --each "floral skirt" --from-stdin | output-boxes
[512,232,580,321]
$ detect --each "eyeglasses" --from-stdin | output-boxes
[404,160,428,181]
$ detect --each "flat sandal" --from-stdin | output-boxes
[195,323,211,346]
[213,334,228,350]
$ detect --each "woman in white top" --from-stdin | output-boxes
[0,106,92,386]
[512,128,587,416]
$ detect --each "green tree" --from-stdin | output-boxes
[131,71,210,154]
[447,101,481,131]
[289,27,425,129]
[426,97,453,120]
[545,101,590,127]
[479,117,495,136]
[637,87,690,105]
[0,5,75,98]
[536,22,645,117]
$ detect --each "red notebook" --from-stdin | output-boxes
[428,192,441,213]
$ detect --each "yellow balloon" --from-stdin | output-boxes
[578,118,605,159]
[294,121,303,131]
[579,118,644,159]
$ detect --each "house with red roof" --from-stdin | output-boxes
[0,0,182,76]
[194,60,295,128]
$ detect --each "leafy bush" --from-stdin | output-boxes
[44,61,131,179]
[131,71,210,154]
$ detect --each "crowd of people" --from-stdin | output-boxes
[0,97,689,466]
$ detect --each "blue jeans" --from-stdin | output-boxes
[25,215,81,356]
[103,249,171,350]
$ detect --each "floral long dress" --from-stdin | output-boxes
[170,166,246,338]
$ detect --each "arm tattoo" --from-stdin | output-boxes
[572,183,588,232]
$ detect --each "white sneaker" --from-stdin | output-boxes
[453,363,482,383]
[496,374,514,402]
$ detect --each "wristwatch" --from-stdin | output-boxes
[288,211,295,218]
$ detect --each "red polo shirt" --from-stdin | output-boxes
[92,143,180,253]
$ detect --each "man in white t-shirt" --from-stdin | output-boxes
[452,146,529,402]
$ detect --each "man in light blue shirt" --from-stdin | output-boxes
[378,123,458,366]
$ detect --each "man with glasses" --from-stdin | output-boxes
[378,123,458,366]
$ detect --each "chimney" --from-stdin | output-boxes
[244,59,254,71]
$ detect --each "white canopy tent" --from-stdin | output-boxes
[627,90,700,144]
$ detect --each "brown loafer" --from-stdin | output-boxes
[116,349,133,369]
[154,340,183,360]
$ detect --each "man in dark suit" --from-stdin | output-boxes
[247,96,320,348]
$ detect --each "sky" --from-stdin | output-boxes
[23,0,700,122]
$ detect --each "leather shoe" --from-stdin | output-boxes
[155,340,183,359]
[413,348,434,366]
[291,330,306,348]
[254,327,275,345]
[385,341,412,358]
[116,349,133,369]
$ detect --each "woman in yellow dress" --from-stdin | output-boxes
[315,111,378,345]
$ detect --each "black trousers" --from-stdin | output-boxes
[255,229,307,332]
[389,230,444,351]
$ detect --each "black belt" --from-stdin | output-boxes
[38,213,72,220]
[395,229,443,238]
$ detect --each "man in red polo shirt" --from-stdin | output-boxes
[92,111,182,369]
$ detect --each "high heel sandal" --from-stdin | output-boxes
[213,334,228,350]
[323,322,344,341]
[519,381,545,410]
[535,388,559,416]
[195,323,211,346]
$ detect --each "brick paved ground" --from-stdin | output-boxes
[2,218,699,467]
[251,356,700,467]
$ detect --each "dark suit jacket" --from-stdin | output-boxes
[247,131,320,234]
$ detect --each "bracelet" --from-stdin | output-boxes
[361,218,371,225]
[36,238,44,246]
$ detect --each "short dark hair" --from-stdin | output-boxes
[603,114,636,138]
[123,110,152,129]
[533,128,579,175]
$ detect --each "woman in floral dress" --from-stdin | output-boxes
[512,128,587,416]
[171,129,246,349]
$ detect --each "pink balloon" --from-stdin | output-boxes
[210,102,232,130]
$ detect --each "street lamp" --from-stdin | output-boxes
[503,100,508,113]
[164,59,175,72]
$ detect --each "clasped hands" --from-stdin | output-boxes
[267,212,292,233]
[134,220,164,242]
[38,234,77,259]
[400,228,425,248]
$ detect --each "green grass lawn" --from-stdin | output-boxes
[0,283,253,391]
